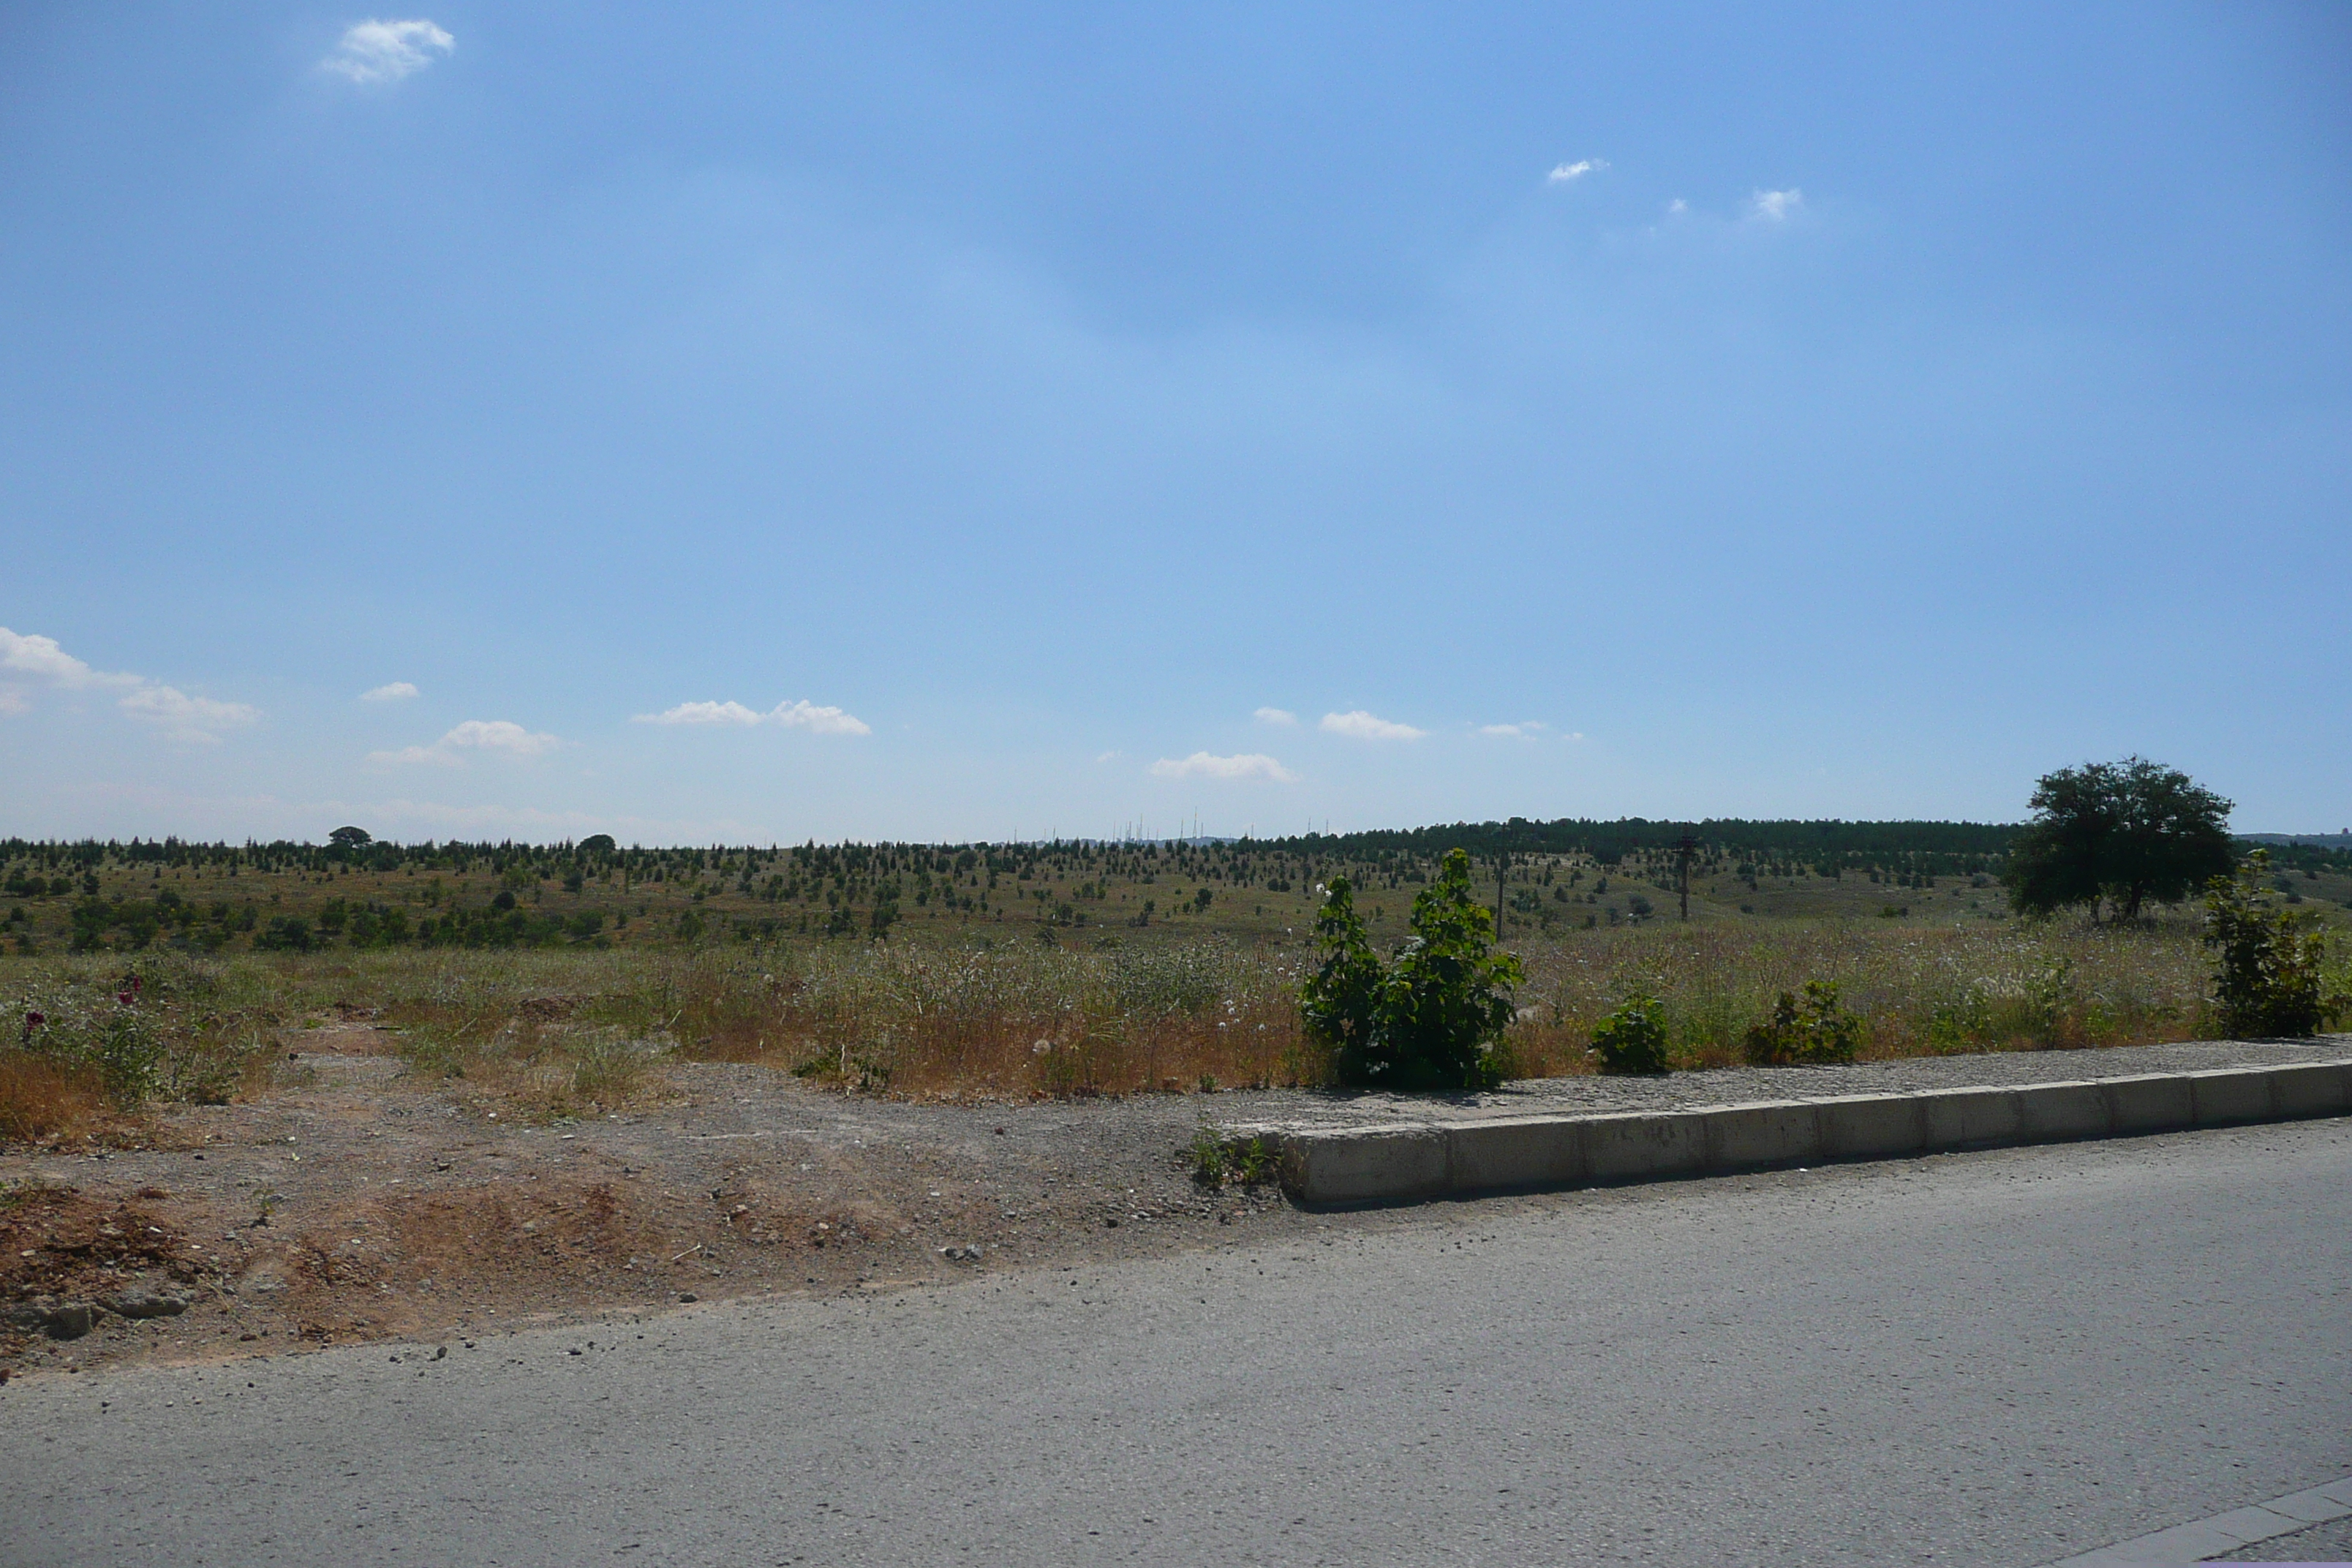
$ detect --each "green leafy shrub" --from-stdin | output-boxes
[1741,980,1863,1066]
[255,915,313,952]
[1188,1128,1279,1187]
[1301,848,1523,1092]
[1186,1126,1227,1185]
[2204,853,2347,1038]
[1299,879,1383,1079]
[1588,992,1670,1074]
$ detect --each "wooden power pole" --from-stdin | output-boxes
[1673,834,1700,921]
[1495,852,1508,938]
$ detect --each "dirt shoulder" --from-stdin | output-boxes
[0,1022,1315,1378]
[7,1029,2342,1381]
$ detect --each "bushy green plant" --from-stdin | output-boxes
[1299,877,1383,1079]
[1741,980,1863,1066]
[1301,848,1523,1092]
[1186,1125,1228,1186]
[1587,992,1670,1074]
[1187,1128,1281,1188]
[2204,852,2346,1038]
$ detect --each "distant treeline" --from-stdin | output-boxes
[1282,818,2023,878]
[3,817,2341,890]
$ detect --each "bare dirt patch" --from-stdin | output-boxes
[0,1022,1302,1376]
[15,1019,2320,1381]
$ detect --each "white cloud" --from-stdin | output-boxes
[1748,188,1804,222]
[0,625,258,741]
[0,687,29,717]
[120,685,261,745]
[1147,753,1298,784]
[371,719,562,766]
[1320,709,1426,742]
[638,701,765,727]
[322,19,454,83]
[633,698,872,736]
[1253,706,1297,726]
[361,681,420,702]
[770,700,870,735]
[0,627,135,690]
[1479,721,1549,739]
[1667,198,1689,214]
[1548,158,1609,184]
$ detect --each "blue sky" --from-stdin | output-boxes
[2,3,2346,844]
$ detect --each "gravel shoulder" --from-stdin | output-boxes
[1232,1034,2352,1130]
[4,1028,2343,1379]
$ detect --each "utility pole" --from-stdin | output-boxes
[1673,834,1700,921]
[1495,851,1508,938]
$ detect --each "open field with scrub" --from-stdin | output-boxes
[0,916,2283,1135]
[23,821,2352,961]
[3,821,2348,1378]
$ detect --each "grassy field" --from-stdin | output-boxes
[4,831,2347,1137]
[1,826,2073,957]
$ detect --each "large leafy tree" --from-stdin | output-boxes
[1301,848,1524,1091]
[2006,758,2234,921]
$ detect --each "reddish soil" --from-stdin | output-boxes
[0,1023,1305,1376]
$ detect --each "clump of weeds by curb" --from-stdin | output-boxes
[1188,1126,1281,1189]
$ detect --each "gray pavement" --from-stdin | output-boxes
[6,1118,2348,1567]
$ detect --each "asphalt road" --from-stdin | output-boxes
[7,1120,2348,1567]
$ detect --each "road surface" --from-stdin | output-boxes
[7,1119,2348,1566]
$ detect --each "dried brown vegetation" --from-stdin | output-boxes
[0,1053,110,1143]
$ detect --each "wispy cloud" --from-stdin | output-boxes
[1253,706,1297,726]
[1748,188,1804,222]
[1548,158,1609,184]
[322,19,454,83]
[633,698,871,736]
[1667,198,1689,214]
[361,681,420,702]
[0,625,257,741]
[120,686,263,745]
[1321,709,1425,742]
[0,627,135,690]
[1478,721,1549,739]
[370,719,562,766]
[1147,753,1298,783]
[0,688,30,717]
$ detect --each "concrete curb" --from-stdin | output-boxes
[1266,1060,2352,1207]
[2043,1471,2352,1566]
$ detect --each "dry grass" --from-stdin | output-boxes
[350,941,1323,1108]
[0,954,284,1142]
[0,914,2250,1112]
[0,1052,110,1142]
[1506,917,2216,1074]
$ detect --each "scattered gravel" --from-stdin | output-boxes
[7,1025,2343,1376]
[1219,1035,2352,1130]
